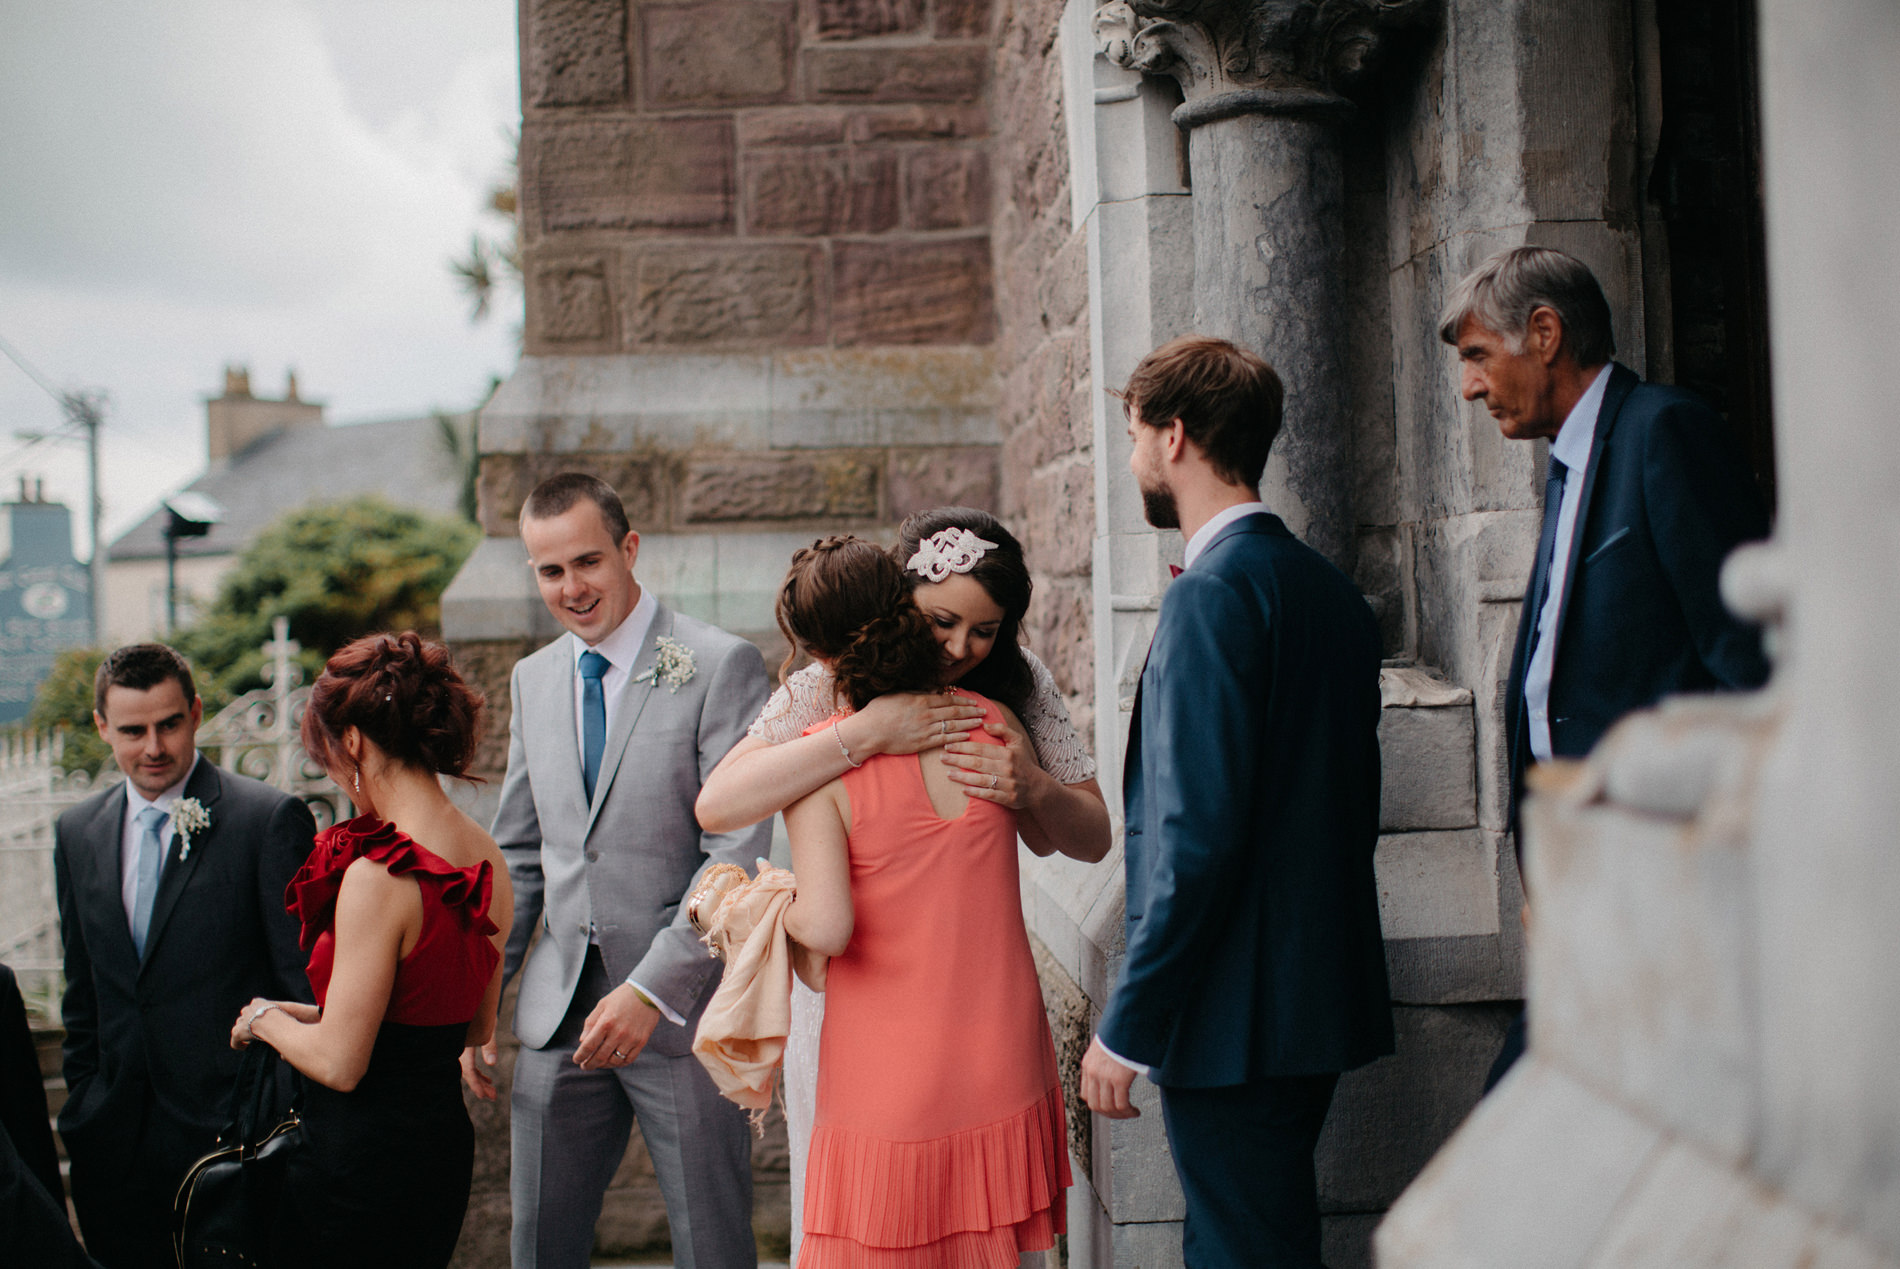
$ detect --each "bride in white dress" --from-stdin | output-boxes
[694,509,1109,1263]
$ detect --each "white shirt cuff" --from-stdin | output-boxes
[1097,1039,1151,1078]
[627,978,685,1027]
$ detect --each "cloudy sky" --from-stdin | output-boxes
[0,0,521,556]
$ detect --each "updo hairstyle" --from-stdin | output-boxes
[775,536,944,711]
[895,507,1034,714]
[301,631,485,780]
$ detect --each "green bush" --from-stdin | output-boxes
[173,497,478,706]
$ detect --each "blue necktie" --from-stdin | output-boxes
[130,806,168,959]
[579,650,609,803]
[1526,456,1569,656]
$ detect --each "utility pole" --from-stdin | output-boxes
[61,390,107,646]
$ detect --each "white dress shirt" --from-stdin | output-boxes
[119,753,201,927]
[568,587,657,760]
[1183,500,1270,571]
[1525,365,1613,763]
[1097,500,1271,1080]
[567,589,684,1024]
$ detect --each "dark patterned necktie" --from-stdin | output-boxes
[1526,457,1569,655]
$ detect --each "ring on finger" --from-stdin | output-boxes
[989,773,998,790]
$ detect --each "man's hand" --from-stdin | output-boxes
[574,983,661,1071]
[1080,1036,1142,1119]
[460,1039,500,1100]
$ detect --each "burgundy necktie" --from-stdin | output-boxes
[1168,565,1183,579]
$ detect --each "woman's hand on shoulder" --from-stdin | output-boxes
[848,691,985,757]
[942,708,1044,812]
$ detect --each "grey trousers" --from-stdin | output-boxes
[510,949,755,1269]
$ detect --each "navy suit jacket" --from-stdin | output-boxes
[54,759,315,1187]
[1505,365,1770,819]
[1099,512,1393,1086]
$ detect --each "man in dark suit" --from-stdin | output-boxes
[1079,336,1394,1267]
[1441,245,1770,1083]
[54,644,316,1267]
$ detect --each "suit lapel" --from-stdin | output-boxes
[86,785,140,972]
[541,638,591,814]
[139,756,224,972]
[583,605,671,840]
[1546,363,1635,658]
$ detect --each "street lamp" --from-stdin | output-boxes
[161,492,222,633]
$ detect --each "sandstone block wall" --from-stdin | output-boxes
[518,0,998,357]
[991,0,1096,751]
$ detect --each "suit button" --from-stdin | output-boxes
[585,850,600,863]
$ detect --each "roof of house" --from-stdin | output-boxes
[108,414,469,562]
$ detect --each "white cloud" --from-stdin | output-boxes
[0,0,521,556]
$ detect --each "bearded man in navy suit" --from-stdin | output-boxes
[1079,336,1393,1268]
[1442,245,1770,1085]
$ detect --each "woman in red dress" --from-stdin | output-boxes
[230,632,512,1268]
[776,538,1071,1267]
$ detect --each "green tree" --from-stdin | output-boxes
[23,646,110,775]
[175,497,479,705]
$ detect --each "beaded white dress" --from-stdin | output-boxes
[747,650,1095,1264]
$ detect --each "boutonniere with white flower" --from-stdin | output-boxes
[633,637,697,692]
[173,797,211,860]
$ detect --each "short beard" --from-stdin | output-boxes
[1140,483,1179,529]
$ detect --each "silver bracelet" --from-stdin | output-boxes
[248,1001,284,1030]
[832,719,862,768]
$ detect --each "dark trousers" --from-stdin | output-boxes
[70,1155,176,1269]
[1159,1072,1339,1269]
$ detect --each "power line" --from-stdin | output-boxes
[0,329,70,407]
[0,426,83,472]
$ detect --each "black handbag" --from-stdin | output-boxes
[172,1041,304,1268]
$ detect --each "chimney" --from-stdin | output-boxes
[206,364,324,464]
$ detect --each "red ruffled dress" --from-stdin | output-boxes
[273,815,500,1269]
[801,693,1070,1268]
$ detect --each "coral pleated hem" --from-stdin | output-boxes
[801,1085,1070,1268]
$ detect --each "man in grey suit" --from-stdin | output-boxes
[467,472,771,1268]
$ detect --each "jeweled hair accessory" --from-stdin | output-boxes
[905,527,1000,583]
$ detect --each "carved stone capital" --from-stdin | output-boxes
[1094,0,1430,125]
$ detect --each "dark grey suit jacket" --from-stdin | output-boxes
[54,757,315,1185]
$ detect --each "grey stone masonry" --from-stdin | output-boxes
[1383,6,1900,1261]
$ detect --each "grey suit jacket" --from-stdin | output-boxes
[495,603,772,1055]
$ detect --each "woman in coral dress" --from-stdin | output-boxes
[230,632,512,1268]
[776,537,1070,1267]
[696,509,1108,1260]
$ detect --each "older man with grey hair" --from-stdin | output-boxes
[1442,245,1770,1085]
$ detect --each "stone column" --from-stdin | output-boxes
[1093,0,1424,568]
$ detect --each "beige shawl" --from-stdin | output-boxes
[692,864,801,1116]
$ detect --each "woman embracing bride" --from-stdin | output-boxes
[695,509,1109,1263]
[760,534,1079,1265]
